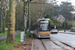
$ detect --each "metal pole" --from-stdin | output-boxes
[64,21,65,32]
[28,0,31,37]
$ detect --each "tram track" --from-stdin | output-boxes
[41,39,62,50]
[40,39,47,50]
[33,38,74,50]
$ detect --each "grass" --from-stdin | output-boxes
[25,33,32,39]
[0,28,8,37]
[0,31,21,50]
[0,31,32,50]
[0,31,7,37]
[68,20,75,26]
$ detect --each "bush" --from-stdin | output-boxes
[62,21,69,29]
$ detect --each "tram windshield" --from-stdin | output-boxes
[39,20,50,31]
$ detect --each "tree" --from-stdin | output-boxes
[0,0,9,33]
[0,8,1,33]
[44,14,60,29]
[30,0,55,27]
[59,2,74,20]
[43,3,54,17]
[54,5,60,16]
[21,0,28,31]
[62,21,69,29]
[15,0,24,31]
[6,0,16,43]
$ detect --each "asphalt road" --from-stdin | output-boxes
[0,32,19,42]
[50,32,75,48]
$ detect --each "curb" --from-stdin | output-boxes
[31,39,34,50]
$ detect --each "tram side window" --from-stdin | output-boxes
[38,22,40,30]
[47,21,50,30]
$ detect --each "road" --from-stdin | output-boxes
[51,32,75,48]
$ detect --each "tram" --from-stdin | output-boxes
[33,18,51,38]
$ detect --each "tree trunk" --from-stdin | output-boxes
[21,1,28,31]
[16,15,18,31]
[21,2,25,31]
[0,9,1,33]
[25,3,28,30]
[4,10,7,31]
[6,0,16,43]
[2,10,5,33]
[1,0,3,33]
[1,9,6,33]
[1,9,3,32]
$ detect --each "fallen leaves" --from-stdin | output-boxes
[13,39,33,50]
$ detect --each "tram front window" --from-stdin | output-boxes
[40,24,48,30]
[39,23,50,31]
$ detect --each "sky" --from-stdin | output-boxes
[56,0,75,13]
[57,0,75,6]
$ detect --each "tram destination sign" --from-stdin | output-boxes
[40,21,48,23]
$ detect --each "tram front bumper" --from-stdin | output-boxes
[38,34,50,38]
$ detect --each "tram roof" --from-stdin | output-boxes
[38,18,50,21]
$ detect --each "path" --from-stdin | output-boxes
[0,32,19,42]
